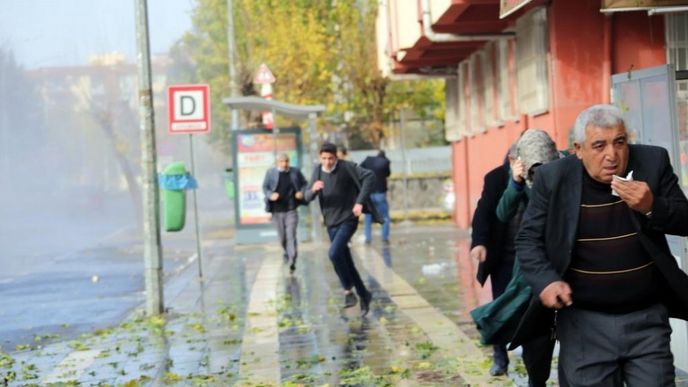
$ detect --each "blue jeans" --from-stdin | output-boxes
[364,192,390,242]
[326,220,368,297]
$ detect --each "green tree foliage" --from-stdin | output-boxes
[178,0,445,149]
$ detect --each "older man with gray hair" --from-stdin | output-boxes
[262,153,307,274]
[511,104,688,386]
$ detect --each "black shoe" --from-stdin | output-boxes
[360,291,372,317]
[489,363,508,376]
[344,292,358,308]
[289,264,296,274]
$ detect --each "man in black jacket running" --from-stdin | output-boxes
[304,142,375,317]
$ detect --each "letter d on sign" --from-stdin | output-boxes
[172,90,204,121]
[168,85,210,134]
[180,96,196,116]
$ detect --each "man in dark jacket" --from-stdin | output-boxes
[361,150,391,244]
[262,153,307,274]
[513,104,688,386]
[304,142,376,317]
[470,144,515,377]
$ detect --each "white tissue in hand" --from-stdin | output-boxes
[611,170,633,196]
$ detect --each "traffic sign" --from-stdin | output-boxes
[167,84,211,135]
[254,63,275,84]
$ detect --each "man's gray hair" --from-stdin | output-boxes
[276,153,289,161]
[573,104,626,144]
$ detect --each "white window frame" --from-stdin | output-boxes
[516,7,549,115]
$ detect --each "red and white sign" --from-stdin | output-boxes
[260,83,274,129]
[254,63,275,84]
[167,84,211,135]
[254,64,276,129]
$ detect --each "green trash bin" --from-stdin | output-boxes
[160,161,190,232]
[224,168,235,201]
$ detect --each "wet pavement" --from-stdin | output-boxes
[0,215,207,353]
[3,221,688,386]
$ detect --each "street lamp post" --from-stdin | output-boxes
[227,0,240,131]
[134,0,164,315]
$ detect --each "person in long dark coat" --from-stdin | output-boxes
[469,147,514,376]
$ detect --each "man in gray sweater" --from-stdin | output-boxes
[304,142,375,317]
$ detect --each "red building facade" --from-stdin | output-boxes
[376,0,680,228]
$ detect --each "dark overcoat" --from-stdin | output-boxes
[472,161,510,285]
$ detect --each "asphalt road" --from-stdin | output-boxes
[0,188,232,351]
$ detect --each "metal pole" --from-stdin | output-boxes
[189,134,204,278]
[399,109,410,224]
[227,0,240,130]
[134,0,164,315]
[307,113,321,242]
[272,108,278,160]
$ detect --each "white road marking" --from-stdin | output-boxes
[238,248,282,384]
[42,349,101,384]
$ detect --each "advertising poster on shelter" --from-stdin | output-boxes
[235,133,299,225]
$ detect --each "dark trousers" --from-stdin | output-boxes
[522,333,556,387]
[491,258,515,367]
[326,220,368,297]
[557,304,674,387]
[272,210,298,265]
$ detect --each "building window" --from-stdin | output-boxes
[458,62,470,137]
[666,12,688,71]
[516,7,549,115]
[470,53,485,134]
[482,44,498,127]
[497,39,516,121]
[444,75,461,142]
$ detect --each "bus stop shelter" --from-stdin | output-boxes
[223,96,325,244]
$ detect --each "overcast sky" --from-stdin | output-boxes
[0,0,195,68]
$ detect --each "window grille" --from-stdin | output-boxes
[666,12,688,71]
[667,12,688,98]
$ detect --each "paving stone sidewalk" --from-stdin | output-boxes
[2,223,551,386]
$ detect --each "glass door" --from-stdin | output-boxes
[612,64,688,371]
